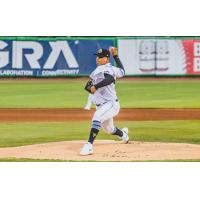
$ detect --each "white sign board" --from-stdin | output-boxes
[118,39,187,75]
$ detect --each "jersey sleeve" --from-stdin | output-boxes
[112,66,125,78]
[89,71,94,80]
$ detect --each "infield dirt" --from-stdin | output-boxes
[0,140,200,161]
[0,107,200,161]
[0,108,200,122]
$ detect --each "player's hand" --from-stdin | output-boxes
[90,86,97,93]
[109,47,118,56]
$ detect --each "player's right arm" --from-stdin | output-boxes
[109,47,125,77]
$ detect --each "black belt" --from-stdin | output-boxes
[96,99,118,107]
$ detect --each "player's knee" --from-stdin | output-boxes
[91,120,101,131]
[92,115,102,123]
[102,125,115,134]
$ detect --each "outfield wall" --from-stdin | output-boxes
[118,39,200,76]
[0,39,115,77]
[0,37,200,77]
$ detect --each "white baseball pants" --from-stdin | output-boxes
[92,101,120,134]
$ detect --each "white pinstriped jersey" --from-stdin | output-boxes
[89,63,125,105]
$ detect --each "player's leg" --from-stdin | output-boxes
[80,101,117,155]
[84,94,93,110]
[88,101,117,144]
[102,118,129,143]
[80,102,112,155]
[99,101,121,136]
[80,119,101,155]
[102,118,121,136]
[80,101,128,155]
[97,101,129,142]
[101,118,115,134]
[88,120,101,144]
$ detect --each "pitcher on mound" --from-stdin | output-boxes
[80,47,129,156]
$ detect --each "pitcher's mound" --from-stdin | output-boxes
[0,140,200,161]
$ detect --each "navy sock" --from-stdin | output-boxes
[112,127,123,137]
[88,120,101,144]
[88,128,99,144]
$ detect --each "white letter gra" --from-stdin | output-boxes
[0,41,9,68]
[44,41,79,69]
[12,41,43,69]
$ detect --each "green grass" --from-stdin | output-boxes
[0,80,200,108]
[0,80,87,108]
[118,80,200,108]
[0,120,199,147]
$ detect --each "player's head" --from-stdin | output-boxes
[94,49,110,66]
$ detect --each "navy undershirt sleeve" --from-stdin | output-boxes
[94,73,115,89]
[113,55,125,73]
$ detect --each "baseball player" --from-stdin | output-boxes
[80,47,129,156]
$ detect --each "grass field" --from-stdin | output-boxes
[0,79,200,161]
[0,120,199,147]
[0,79,200,108]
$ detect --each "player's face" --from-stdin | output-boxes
[96,57,109,66]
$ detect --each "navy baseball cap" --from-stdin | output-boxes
[94,48,110,58]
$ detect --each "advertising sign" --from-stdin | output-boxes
[0,40,114,76]
[182,40,200,74]
[118,39,187,75]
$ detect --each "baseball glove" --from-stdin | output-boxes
[84,80,94,94]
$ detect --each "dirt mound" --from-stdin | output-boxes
[0,108,200,122]
[0,140,200,161]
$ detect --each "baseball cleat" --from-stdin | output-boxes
[121,127,129,144]
[80,142,93,156]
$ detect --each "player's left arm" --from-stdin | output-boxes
[93,73,115,89]
[85,74,115,93]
